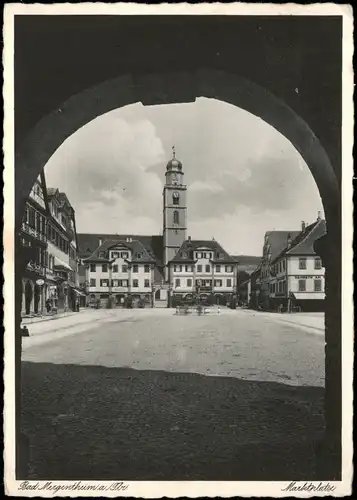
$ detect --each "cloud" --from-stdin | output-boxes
[44,98,323,254]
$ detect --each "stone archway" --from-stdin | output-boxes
[14,69,341,477]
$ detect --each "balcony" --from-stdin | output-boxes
[26,261,46,277]
[21,222,46,243]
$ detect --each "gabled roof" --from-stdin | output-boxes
[47,187,59,197]
[170,239,236,263]
[58,192,73,210]
[77,234,163,265]
[286,219,326,256]
[271,219,326,263]
[84,238,156,263]
[264,230,300,261]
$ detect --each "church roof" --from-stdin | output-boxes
[166,147,182,171]
[170,239,237,263]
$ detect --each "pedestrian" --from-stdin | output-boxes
[45,298,52,314]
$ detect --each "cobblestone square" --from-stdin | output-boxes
[21,309,325,480]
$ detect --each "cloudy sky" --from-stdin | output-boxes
[44,97,323,256]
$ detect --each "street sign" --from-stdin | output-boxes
[36,279,45,286]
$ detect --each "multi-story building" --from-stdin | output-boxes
[45,188,80,312]
[168,237,238,304]
[83,238,156,307]
[20,173,49,315]
[76,150,252,308]
[260,215,326,312]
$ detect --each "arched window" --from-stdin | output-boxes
[173,210,179,225]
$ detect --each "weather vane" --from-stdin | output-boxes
[172,145,176,159]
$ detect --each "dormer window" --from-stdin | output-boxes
[99,252,105,258]
[135,253,142,259]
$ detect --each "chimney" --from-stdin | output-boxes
[287,233,292,248]
[98,238,102,246]
[301,221,306,232]
[317,211,322,221]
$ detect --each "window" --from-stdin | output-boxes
[185,265,189,272]
[144,264,150,273]
[227,279,232,287]
[175,279,181,288]
[197,265,202,272]
[172,192,180,205]
[99,252,105,258]
[179,265,183,272]
[214,279,222,287]
[90,264,96,272]
[144,279,150,288]
[90,279,96,287]
[205,265,211,273]
[187,278,192,287]
[216,265,221,272]
[100,279,108,287]
[111,251,119,259]
[114,279,128,287]
[174,265,177,272]
[298,279,306,291]
[133,279,139,288]
[315,258,322,269]
[225,265,233,273]
[133,264,139,273]
[173,210,179,224]
[299,258,307,270]
[122,265,128,273]
[102,264,108,273]
[135,253,142,259]
[113,265,118,273]
[282,260,286,271]
[314,279,322,292]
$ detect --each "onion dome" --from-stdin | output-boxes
[166,146,182,171]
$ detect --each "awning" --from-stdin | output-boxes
[54,257,72,271]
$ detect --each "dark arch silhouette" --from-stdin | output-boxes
[14,69,341,479]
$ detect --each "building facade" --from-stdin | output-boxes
[83,238,156,307]
[20,176,81,315]
[260,216,326,312]
[168,238,238,305]
[45,188,80,312]
[20,174,49,315]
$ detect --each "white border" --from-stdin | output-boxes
[3,3,354,498]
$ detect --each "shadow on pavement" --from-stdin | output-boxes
[21,361,325,481]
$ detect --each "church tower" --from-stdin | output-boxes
[163,147,187,281]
